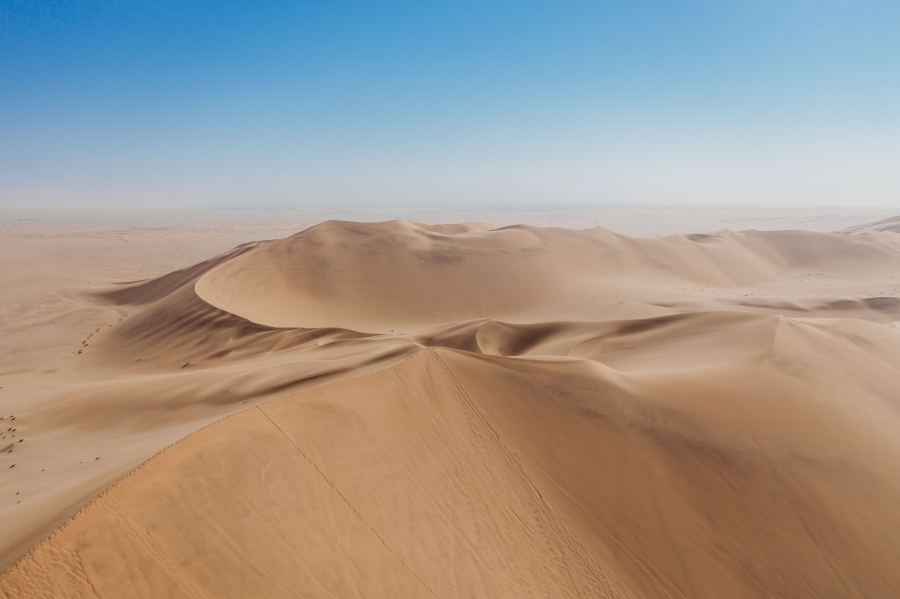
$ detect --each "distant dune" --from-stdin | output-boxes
[3,219,900,598]
[842,213,900,234]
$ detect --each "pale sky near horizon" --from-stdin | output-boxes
[2,1,899,209]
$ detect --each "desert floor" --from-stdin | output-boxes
[2,207,900,598]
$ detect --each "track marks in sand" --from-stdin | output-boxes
[255,406,441,599]
[429,349,625,599]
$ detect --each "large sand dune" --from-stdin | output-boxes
[3,218,900,597]
[194,220,900,330]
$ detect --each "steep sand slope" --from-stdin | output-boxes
[4,319,900,598]
[443,321,900,599]
[0,350,625,599]
[4,219,900,597]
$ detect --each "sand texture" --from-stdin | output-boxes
[3,218,900,598]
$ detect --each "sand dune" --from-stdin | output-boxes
[3,219,900,597]
[842,214,900,233]
[196,220,900,330]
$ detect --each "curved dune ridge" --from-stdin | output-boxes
[4,220,900,598]
[194,219,900,330]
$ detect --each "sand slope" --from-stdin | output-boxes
[5,322,900,597]
[0,350,625,598]
[4,219,900,597]
[0,232,418,573]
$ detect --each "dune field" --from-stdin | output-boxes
[3,216,900,598]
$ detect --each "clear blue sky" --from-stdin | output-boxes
[2,1,899,208]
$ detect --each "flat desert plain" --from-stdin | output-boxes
[3,212,900,598]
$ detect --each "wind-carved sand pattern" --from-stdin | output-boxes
[3,219,900,598]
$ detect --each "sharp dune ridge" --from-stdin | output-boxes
[3,218,900,598]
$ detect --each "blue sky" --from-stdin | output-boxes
[2,1,899,207]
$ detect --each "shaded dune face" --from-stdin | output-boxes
[5,220,900,598]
